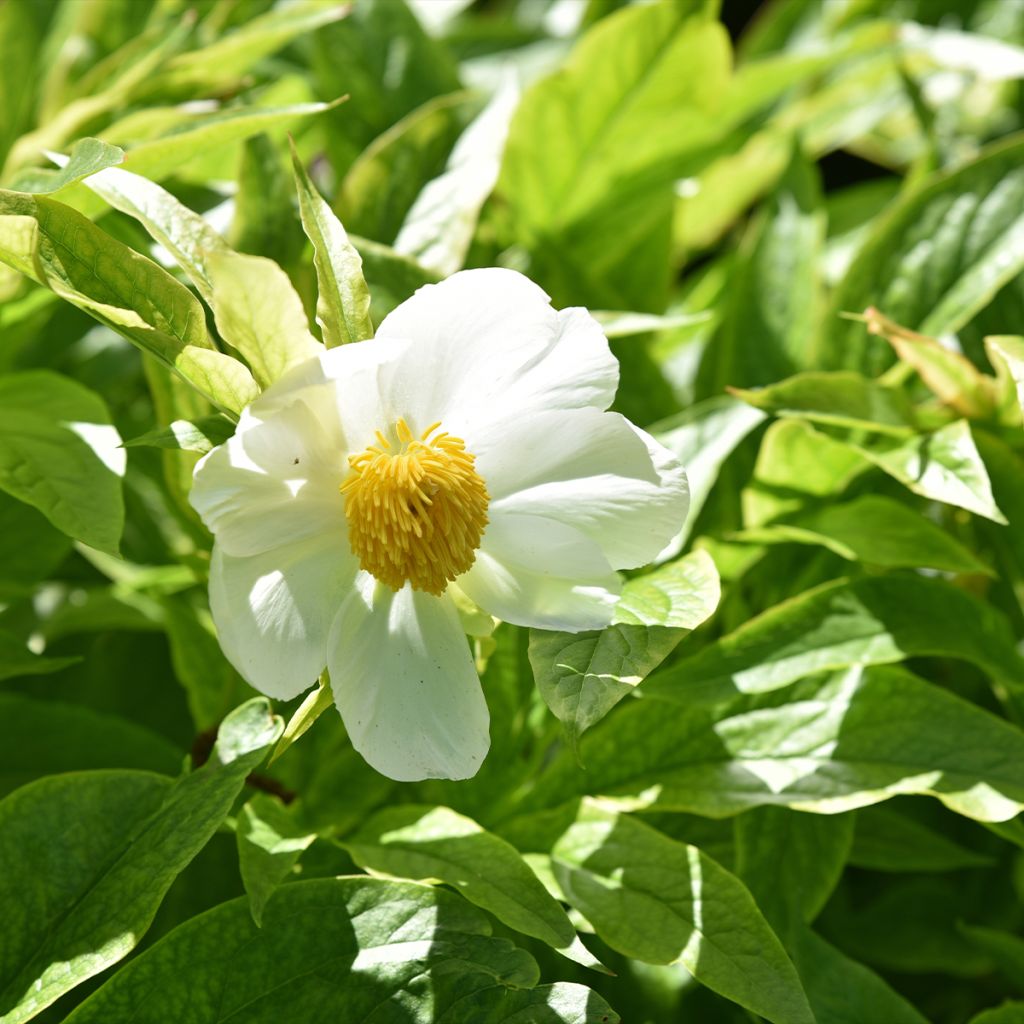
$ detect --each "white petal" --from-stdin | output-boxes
[209,534,355,700]
[191,398,347,557]
[329,578,490,781]
[374,269,617,438]
[476,407,690,570]
[459,513,620,631]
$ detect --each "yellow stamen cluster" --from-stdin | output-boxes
[341,418,489,595]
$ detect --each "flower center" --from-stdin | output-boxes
[341,418,489,595]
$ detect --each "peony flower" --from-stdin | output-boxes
[190,269,689,781]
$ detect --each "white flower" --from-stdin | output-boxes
[190,269,689,782]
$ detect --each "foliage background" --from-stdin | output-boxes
[2,0,1024,1022]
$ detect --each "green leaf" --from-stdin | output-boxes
[961,924,1024,992]
[290,140,373,347]
[855,419,1007,524]
[730,371,916,435]
[150,2,349,93]
[969,1004,1024,1024]
[236,793,315,927]
[652,396,766,556]
[501,3,728,239]
[269,673,333,765]
[0,697,280,1023]
[987,335,1024,418]
[734,807,853,933]
[8,137,124,194]
[207,251,323,388]
[0,370,125,553]
[345,804,602,970]
[821,135,1024,374]
[0,630,79,682]
[87,101,339,217]
[79,163,230,303]
[787,925,929,1024]
[712,144,825,388]
[340,90,474,244]
[123,415,235,454]
[522,665,1024,822]
[645,574,1024,706]
[62,878,617,1023]
[0,490,72,599]
[743,418,868,527]
[0,694,181,800]
[500,2,730,306]
[851,805,994,872]
[736,494,991,574]
[0,193,259,415]
[551,801,814,1024]
[530,550,720,744]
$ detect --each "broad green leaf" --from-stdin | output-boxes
[736,494,991,574]
[530,550,720,745]
[961,925,1024,992]
[0,370,125,553]
[79,163,230,302]
[652,396,766,556]
[207,250,323,388]
[345,804,601,969]
[501,3,728,237]
[339,90,474,244]
[969,1004,1024,1024]
[0,490,72,598]
[851,805,994,872]
[394,79,519,277]
[113,101,338,194]
[522,665,1024,822]
[787,925,929,1024]
[0,694,180,799]
[551,801,814,1024]
[290,141,373,347]
[160,593,256,729]
[821,135,1024,374]
[124,415,235,454]
[0,630,79,682]
[855,419,1007,523]
[150,2,349,93]
[730,371,916,435]
[820,875,992,976]
[9,137,124,194]
[500,2,730,306]
[0,193,259,415]
[712,145,825,389]
[743,418,868,527]
[645,574,1024,706]
[63,878,617,1024]
[734,807,853,932]
[0,697,280,1024]
[231,134,304,265]
[236,793,315,927]
[987,335,1024,417]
